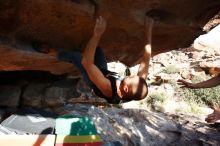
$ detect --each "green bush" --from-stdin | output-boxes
[168,79,179,88]
[161,65,180,74]
[178,75,220,106]
[147,91,167,105]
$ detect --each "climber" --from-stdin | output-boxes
[178,74,220,123]
[33,16,153,104]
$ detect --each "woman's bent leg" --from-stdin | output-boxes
[57,51,93,87]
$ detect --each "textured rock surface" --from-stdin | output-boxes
[0,0,220,74]
[0,44,75,75]
[0,85,21,107]
[55,105,220,146]
[194,24,220,52]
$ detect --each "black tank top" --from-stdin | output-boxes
[92,69,124,104]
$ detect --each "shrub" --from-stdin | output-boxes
[168,79,179,88]
[161,65,180,74]
[178,75,220,106]
[147,91,167,106]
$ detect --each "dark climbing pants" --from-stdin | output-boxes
[57,47,107,88]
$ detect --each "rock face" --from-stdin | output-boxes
[194,24,220,52]
[0,0,220,74]
[55,105,220,146]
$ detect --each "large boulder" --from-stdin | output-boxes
[0,0,220,74]
[54,105,220,146]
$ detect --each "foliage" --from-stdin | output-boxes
[147,91,168,106]
[161,65,180,74]
[168,79,179,88]
[187,100,204,115]
[178,75,220,107]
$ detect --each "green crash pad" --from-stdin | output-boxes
[55,116,98,135]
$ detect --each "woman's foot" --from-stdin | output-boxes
[205,107,220,123]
